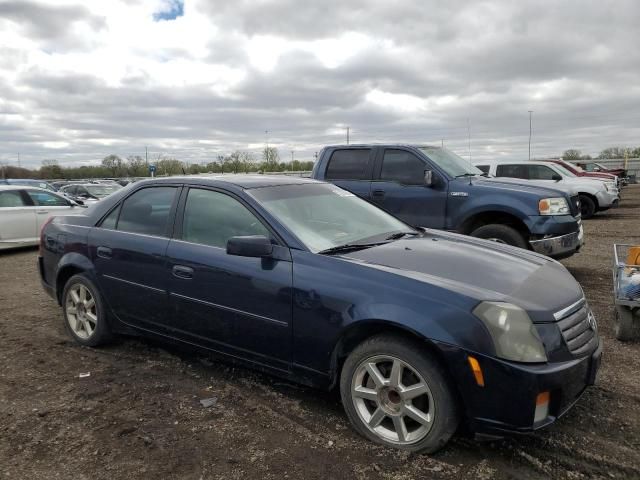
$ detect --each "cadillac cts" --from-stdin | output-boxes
[38,176,602,453]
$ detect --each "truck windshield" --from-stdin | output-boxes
[552,164,576,177]
[249,183,414,253]
[418,147,484,178]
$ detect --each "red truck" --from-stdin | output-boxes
[575,161,627,183]
[540,159,621,186]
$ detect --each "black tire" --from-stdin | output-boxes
[470,224,528,249]
[340,334,459,454]
[62,273,113,347]
[614,306,638,342]
[579,194,596,219]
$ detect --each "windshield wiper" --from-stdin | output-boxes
[318,242,388,255]
[454,173,478,179]
[385,231,420,240]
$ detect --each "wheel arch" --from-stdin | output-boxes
[459,210,530,237]
[578,191,599,210]
[55,253,95,304]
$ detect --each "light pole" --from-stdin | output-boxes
[528,110,533,161]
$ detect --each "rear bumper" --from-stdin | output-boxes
[529,224,584,258]
[437,338,602,436]
[38,256,56,301]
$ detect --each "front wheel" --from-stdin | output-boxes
[340,335,459,453]
[62,274,112,347]
[579,195,596,219]
[614,306,638,341]
[470,224,528,249]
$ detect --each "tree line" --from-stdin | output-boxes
[1,147,315,180]
[562,146,640,161]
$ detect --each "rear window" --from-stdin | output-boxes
[476,165,490,174]
[0,190,27,207]
[325,149,371,180]
[496,164,527,179]
[116,187,177,237]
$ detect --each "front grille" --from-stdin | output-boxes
[569,195,581,216]
[556,302,598,356]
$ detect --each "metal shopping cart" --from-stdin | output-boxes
[612,244,640,340]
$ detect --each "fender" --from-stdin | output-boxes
[454,203,535,232]
[54,252,97,302]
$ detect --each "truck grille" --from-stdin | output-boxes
[556,301,598,356]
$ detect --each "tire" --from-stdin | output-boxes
[579,195,596,219]
[470,224,528,249]
[614,306,638,342]
[340,335,459,454]
[62,274,112,347]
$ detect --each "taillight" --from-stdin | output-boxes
[39,216,56,255]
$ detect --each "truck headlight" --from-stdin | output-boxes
[605,182,615,191]
[538,197,569,215]
[473,302,547,363]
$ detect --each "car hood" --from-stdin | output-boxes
[340,231,583,321]
[470,177,573,198]
[557,177,609,190]
[483,177,579,196]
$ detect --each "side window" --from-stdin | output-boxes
[476,165,490,174]
[100,206,120,230]
[496,164,527,179]
[26,190,69,206]
[0,190,27,207]
[325,149,372,180]
[182,189,270,249]
[380,149,426,185]
[117,187,177,237]
[528,165,557,180]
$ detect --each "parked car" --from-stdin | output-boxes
[575,161,627,182]
[59,183,122,205]
[312,145,583,259]
[0,178,58,192]
[475,160,619,219]
[538,159,620,187]
[39,176,601,453]
[0,185,79,250]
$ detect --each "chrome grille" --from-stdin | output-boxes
[556,302,598,356]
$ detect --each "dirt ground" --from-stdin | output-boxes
[1,186,639,480]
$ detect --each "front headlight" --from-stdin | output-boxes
[538,197,569,215]
[605,181,615,191]
[473,302,547,363]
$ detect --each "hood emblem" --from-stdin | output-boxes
[450,192,469,197]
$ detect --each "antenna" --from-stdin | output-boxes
[467,118,472,185]
[346,126,350,145]
[528,110,533,161]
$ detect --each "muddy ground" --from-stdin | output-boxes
[1,186,639,480]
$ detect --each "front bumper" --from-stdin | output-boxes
[596,190,620,208]
[529,223,584,258]
[437,338,602,436]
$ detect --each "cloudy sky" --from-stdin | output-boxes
[1,0,639,168]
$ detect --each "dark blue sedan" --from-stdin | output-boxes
[38,175,602,453]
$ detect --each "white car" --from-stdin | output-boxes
[474,160,619,219]
[0,185,79,250]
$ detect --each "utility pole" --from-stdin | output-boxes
[17,153,20,169]
[291,150,294,162]
[346,126,350,145]
[265,130,270,150]
[528,110,533,161]
[441,139,444,148]
[145,146,148,164]
[466,118,471,163]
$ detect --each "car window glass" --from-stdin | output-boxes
[476,165,490,174]
[528,165,557,180]
[380,150,426,185]
[325,149,371,180]
[0,190,27,207]
[182,189,270,249]
[100,205,120,229]
[26,190,69,207]
[117,187,177,237]
[495,164,527,178]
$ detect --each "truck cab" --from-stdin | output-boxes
[311,144,584,259]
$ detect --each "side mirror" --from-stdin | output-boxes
[227,235,273,258]
[552,174,562,181]
[423,170,434,187]
[593,167,601,172]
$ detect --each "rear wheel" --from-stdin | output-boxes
[340,335,459,453]
[579,195,596,219]
[470,224,528,249]
[614,306,638,341]
[62,274,112,347]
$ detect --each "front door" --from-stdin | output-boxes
[166,187,293,370]
[89,186,180,330]
[371,148,447,228]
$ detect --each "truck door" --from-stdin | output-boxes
[322,148,374,200]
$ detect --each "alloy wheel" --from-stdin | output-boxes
[65,284,98,339]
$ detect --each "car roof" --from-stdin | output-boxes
[138,174,321,189]
[473,160,559,167]
[0,184,58,193]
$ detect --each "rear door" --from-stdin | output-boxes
[89,185,180,330]
[25,190,75,233]
[371,148,447,228]
[495,164,529,180]
[0,189,36,247]
[323,148,374,200]
[165,187,293,370]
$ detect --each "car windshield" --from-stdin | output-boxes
[418,147,484,177]
[86,185,121,197]
[567,162,584,172]
[551,164,576,177]
[249,183,414,252]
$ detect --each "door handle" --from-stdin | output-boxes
[36,210,49,215]
[372,189,385,198]
[172,265,194,279]
[97,246,112,259]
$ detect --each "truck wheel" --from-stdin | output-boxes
[62,274,113,347]
[579,195,596,219]
[340,335,459,454]
[614,306,638,341]
[470,224,528,249]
